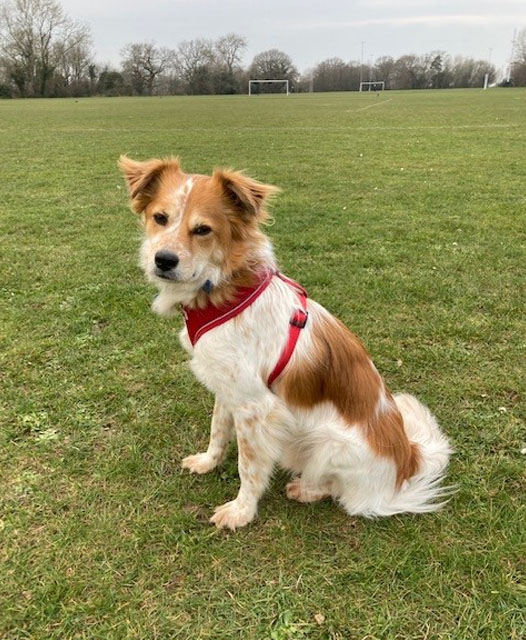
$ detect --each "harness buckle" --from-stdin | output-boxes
[290,309,308,329]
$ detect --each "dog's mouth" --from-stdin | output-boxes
[152,267,208,289]
[154,269,179,281]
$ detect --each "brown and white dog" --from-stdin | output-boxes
[119,155,452,530]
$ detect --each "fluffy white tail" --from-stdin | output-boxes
[374,393,453,515]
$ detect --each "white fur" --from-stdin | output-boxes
[173,273,452,528]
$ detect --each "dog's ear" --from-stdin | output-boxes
[118,155,179,213]
[213,169,280,220]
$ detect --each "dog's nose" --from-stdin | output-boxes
[155,250,179,271]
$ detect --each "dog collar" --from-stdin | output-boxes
[182,270,308,388]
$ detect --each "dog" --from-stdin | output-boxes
[119,155,452,530]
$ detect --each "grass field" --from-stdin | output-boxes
[1,89,525,639]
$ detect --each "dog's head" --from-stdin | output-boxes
[119,156,279,305]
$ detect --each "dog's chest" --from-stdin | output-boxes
[178,316,280,401]
[178,324,245,395]
[177,281,299,400]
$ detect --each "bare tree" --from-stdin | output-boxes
[374,56,396,89]
[175,38,215,94]
[511,28,526,86]
[211,33,246,93]
[516,28,526,60]
[391,54,427,89]
[0,0,91,96]
[311,57,358,92]
[56,23,92,89]
[215,33,246,75]
[448,55,495,88]
[120,42,174,95]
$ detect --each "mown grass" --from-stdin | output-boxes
[1,89,525,639]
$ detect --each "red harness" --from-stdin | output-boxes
[182,270,308,388]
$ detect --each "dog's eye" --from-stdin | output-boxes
[193,225,212,236]
[153,212,168,226]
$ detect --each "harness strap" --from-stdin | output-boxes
[267,274,308,388]
[183,269,274,346]
[182,270,309,389]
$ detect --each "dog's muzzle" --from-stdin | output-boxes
[154,250,179,279]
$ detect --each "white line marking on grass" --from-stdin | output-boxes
[355,123,519,131]
[353,98,393,112]
[2,123,518,134]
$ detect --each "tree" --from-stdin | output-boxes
[213,33,246,94]
[511,28,526,86]
[88,62,97,92]
[120,42,174,96]
[0,0,91,96]
[374,56,396,90]
[97,65,126,96]
[429,53,444,89]
[249,48,298,92]
[55,23,92,94]
[215,33,246,75]
[175,38,215,94]
[391,54,433,89]
[449,55,495,88]
[311,58,359,92]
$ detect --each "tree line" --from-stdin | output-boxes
[1,0,525,99]
[308,54,497,92]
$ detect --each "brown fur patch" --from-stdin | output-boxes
[238,437,256,462]
[279,312,419,486]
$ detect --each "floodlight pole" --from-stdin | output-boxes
[507,29,517,82]
[359,41,366,90]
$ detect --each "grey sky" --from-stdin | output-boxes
[61,0,524,75]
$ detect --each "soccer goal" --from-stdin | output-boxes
[359,81,385,92]
[248,79,289,95]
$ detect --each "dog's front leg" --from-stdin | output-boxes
[210,400,282,530]
[182,398,234,474]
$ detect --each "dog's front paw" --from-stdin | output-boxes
[181,452,218,474]
[210,500,255,530]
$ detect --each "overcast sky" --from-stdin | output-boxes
[61,0,524,75]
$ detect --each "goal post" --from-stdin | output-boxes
[359,81,385,92]
[249,79,289,95]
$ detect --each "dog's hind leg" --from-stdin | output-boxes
[286,476,330,503]
[182,397,234,474]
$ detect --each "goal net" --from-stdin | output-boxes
[359,81,385,92]
[249,79,289,95]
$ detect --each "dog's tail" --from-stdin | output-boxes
[373,393,453,516]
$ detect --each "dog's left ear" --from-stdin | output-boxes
[213,169,280,220]
[118,155,179,213]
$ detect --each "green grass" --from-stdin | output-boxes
[1,89,525,639]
